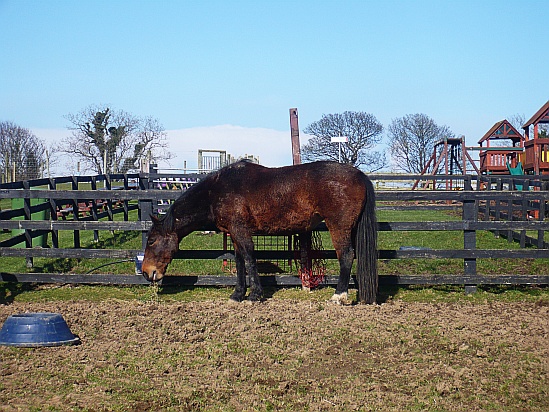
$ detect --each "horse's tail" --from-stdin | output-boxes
[355,176,378,304]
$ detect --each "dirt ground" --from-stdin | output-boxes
[0,296,548,411]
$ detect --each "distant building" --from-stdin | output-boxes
[198,149,259,173]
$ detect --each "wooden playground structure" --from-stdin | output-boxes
[522,100,549,175]
[415,100,549,188]
[413,136,478,190]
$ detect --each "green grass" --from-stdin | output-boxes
[377,209,549,276]
[2,199,548,412]
[383,284,549,304]
[2,282,548,306]
[1,205,548,280]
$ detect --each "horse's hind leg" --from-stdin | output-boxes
[332,245,354,304]
[328,230,355,304]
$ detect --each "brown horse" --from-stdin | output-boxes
[142,160,378,304]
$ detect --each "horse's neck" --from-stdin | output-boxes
[172,184,212,238]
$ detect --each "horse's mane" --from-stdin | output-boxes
[156,207,176,235]
[152,160,259,235]
[152,185,195,235]
[152,167,218,235]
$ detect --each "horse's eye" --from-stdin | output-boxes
[147,239,155,247]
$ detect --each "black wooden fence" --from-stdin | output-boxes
[1,172,548,289]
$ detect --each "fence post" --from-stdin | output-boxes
[507,189,514,243]
[71,176,81,248]
[123,174,130,221]
[105,174,114,222]
[538,181,548,248]
[483,177,492,223]
[494,178,502,238]
[463,181,477,294]
[22,181,33,268]
[49,177,59,248]
[139,172,152,250]
[520,179,530,248]
[90,176,100,242]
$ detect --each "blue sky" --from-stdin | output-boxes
[1,0,547,172]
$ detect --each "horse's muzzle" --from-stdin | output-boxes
[142,270,154,282]
[141,266,164,282]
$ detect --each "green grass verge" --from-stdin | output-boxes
[1,207,548,280]
[2,283,548,306]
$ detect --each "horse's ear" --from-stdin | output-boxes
[150,214,160,224]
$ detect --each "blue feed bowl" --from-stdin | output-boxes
[0,312,80,347]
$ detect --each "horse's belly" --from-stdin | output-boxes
[215,196,325,235]
[253,213,323,235]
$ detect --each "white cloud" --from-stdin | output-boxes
[32,125,301,175]
[163,125,296,171]
[32,128,69,142]
[31,128,77,176]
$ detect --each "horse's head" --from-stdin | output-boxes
[142,216,179,282]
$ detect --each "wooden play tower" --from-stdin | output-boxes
[522,100,549,175]
[477,119,525,175]
[413,136,478,190]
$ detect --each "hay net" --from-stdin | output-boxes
[293,231,326,289]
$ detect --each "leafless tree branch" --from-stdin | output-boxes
[302,111,386,172]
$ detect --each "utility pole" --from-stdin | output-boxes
[290,108,301,165]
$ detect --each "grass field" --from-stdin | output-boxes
[1,205,548,278]
[1,205,549,411]
[0,285,548,412]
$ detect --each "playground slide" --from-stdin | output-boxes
[506,161,523,175]
[506,161,523,190]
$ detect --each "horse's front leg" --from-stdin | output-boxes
[231,234,263,302]
[230,249,247,302]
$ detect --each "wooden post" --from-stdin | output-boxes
[290,108,301,165]
[91,176,100,242]
[71,176,80,249]
[443,139,449,190]
[520,179,530,248]
[494,178,502,238]
[507,192,514,243]
[123,175,129,221]
[461,136,467,176]
[22,181,33,268]
[463,184,477,294]
[538,181,548,248]
[139,172,152,250]
[49,177,59,248]
[290,108,305,281]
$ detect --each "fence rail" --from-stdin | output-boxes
[1,172,548,288]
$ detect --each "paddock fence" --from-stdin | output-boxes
[1,172,549,289]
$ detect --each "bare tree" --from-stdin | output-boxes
[388,114,454,173]
[508,112,548,138]
[0,121,48,182]
[507,113,526,133]
[62,105,171,174]
[481,113,527,148]
[302,111,386,172]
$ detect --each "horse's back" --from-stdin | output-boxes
[211,161,370,234]
[218,160,366,191]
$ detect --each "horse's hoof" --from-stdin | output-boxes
[247,292,264,302]
[229,292,245,303]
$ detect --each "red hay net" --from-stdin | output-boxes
[293,231,327,289]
